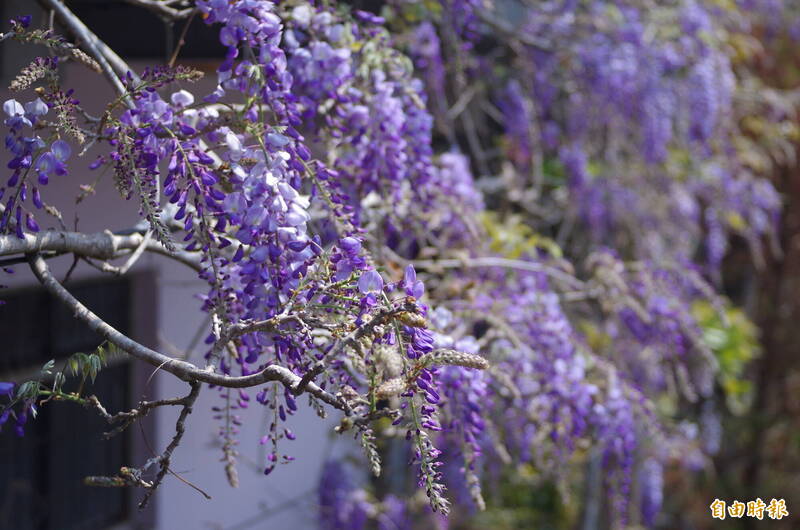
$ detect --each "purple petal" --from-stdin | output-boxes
[49,140,69,162]
[358,270,384,294]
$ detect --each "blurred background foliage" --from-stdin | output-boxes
[361,1,800,527]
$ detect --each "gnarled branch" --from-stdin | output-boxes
[27,253,347,410]
[0,229,201,270]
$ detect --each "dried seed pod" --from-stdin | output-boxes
[9,57,57,92]
[420,349,489,370]
[70,48,101,72]
[396,311,427,327]
[376,377,406,399]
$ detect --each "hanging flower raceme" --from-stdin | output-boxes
[1,97,65,237]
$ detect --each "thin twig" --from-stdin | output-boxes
[124,0,196,20]
[413,256,585,289]
[85,393,186,438]
[105,229,153,275]
[292,363,325,396]
[62,254,80,284]
[138,380,201,508]
[82,384,210,502]
[168,10,197,66]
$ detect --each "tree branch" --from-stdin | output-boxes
[83,382,210,504]
[139,380,201,508]
[124,0,196,20]
[0,229,201,270]
[412,256,585,289]
[36,0,131,96]
[86,393,188,439]
[292,362,325,396]
[27,253,347,410]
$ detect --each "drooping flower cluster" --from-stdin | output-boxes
[280,4,483,249]
[346,0,777,525]
[1,97,68,236]
[473,0,781,272]
[318,460,371,530]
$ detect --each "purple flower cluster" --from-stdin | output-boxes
[0,382,35,437]
[478,0,782,272]
[318,460,371,530]
[1,98,66,236]
[498,80,534,168]
[498,274,600,459]
[409,21,448,125]
[281,5,470,231]
[197,0,294,120]
[639,457,664,527]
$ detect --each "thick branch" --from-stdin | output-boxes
[2,229,139,258]
[110,229,153,275]
[0,229,201,270]
[27,253,346,409]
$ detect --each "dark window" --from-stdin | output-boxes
[68,0,225,60]
[0,278,133,530]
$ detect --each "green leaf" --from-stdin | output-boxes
[16,380,40,401]
[68,357,80,376]
[693,301,759,415]
[96,344,106,364]
[88,354,102,383]
[41,359,55,375]
[53,372,66,393]
[74,352,90,374]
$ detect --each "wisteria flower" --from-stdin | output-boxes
[358,270,383,294]
[402,265,424,298]
[35,140,71,184]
